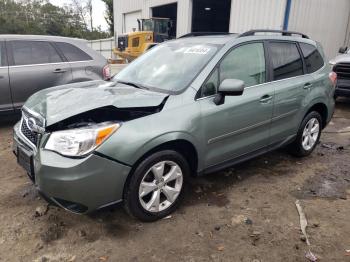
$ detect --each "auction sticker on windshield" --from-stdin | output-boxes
[184,46,211,55]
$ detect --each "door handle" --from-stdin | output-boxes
[260,95,273,103]
[53,69,67,73]
[0,75,4,79]
[303,83,313,89]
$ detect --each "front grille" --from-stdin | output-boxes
[118,35,128,51]
[20,108,45,147]
[334,63,350,80]
[21,119,38,146]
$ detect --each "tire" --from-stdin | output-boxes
[123,150,190,222]
[289,111,322,157]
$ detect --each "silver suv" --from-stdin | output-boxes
[0,35,110,114]
[330,46,350,98]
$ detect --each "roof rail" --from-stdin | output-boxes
[239,29,309,39]
[179,32,233,38]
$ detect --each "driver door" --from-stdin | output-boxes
[199,42,274,168]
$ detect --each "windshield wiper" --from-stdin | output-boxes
[117,80,149,90]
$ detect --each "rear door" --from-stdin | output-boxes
[267,41,313,145]
[299,42,327,92]
[0,41,13,112]
[53,42,98,81]
[8,40,72,109]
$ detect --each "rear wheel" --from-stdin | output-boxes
[124,150,189,222]
[289,111,322,157]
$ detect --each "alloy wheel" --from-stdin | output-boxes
[138,161,183,213]
[302,118,320,151]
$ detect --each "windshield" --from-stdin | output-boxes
[154,20,168,34]
[143,20,154,31]
[114,42,218,93]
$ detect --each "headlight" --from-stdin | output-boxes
[45,122,120,157]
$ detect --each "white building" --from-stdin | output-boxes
[113,0,350,59]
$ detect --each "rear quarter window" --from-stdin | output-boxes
[299,43,324,73]
[55,42,92,62]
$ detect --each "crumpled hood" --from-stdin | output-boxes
[330,53,350,65]
[24,80,168,126]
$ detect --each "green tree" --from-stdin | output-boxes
[0,0,110,40]
[101,0,113,35]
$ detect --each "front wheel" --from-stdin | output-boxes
[289,111,322,157]
[123,150,189,222]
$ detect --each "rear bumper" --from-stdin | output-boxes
[13,123,131,214]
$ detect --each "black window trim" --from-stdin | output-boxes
[196,40,270,100]
[6,40,65,67]
[0,41,9,67]
[51,41,69,62]
[296,42,307,74]
[5,41,14,67]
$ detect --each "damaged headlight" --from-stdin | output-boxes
[44,122,120,157]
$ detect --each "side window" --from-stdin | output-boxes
[201,68,219,97]
[0,42,6,66]
[55,42,92,62]
[269,42,303,80]
[11,41,62,66]
[299,43,324,73]
[220,43,266,87]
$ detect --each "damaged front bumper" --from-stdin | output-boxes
[13,122,131,214]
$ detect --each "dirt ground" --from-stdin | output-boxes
[0,99,350,262]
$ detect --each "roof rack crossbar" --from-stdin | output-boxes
[179,32,233,38]
[239,29,309,39]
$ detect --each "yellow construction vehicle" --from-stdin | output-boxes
[114,17,173,63]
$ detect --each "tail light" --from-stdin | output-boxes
[103,64,111,80]
[329,72,337,87]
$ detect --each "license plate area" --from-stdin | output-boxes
[17,147,35,182]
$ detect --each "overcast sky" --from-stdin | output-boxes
[50,0,109,31]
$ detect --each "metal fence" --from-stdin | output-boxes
[87,37,115,59]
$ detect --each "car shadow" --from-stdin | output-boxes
[33,133,342,242]
[183,149,300,209]
[335,97,350,109]
[88,148,301,226]
[0,113,20,127]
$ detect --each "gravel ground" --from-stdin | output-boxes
[0,99,349,262]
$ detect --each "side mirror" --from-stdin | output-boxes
[339,46,348,54]
[214,79,245,105]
